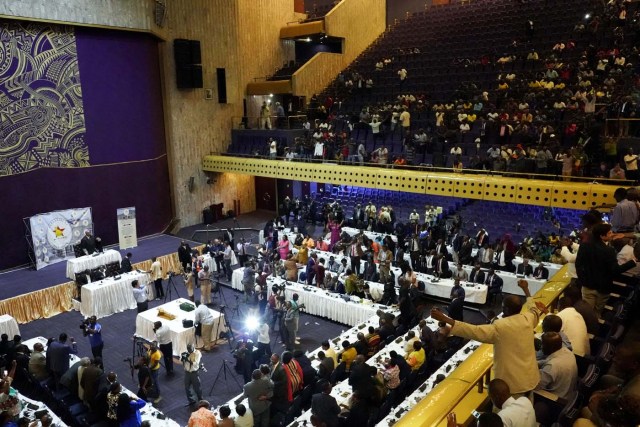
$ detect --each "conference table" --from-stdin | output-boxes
[22,336,180,427]
[445,262,546,297]
[66,249,122,279]
[18,392,68,426]
[231,269,392,326]
[341,226,398,243]
[80,271,154,318]
[0,314,20,337]
[135,298,226,356]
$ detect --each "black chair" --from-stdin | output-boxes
[330,361,347,385]
[550,392,583,427]
[577,364,600,399]
[384,335,396,345]
[300,384,314,410]
[283,395,302,425]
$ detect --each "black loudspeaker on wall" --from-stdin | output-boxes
[216,68,227,103]
[174,39,202,89]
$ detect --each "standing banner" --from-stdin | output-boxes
[117,207,138,249]
[29,207,93,270]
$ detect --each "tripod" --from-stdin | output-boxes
[215,306,237,349]
[208,359,242,395]
[164,273,181,303]
[125,335,148,379]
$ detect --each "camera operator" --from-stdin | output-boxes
[194,300,215,351]
[184,267,196,302]
[198,265,213,305]
[152,321,173,375]
[181,344,203,407]
[81,316,103,359]
[131,280,149,312]
[242,261,257,304]
[211,239,225,277]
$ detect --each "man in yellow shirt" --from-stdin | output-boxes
[147,341,163,403]
[339,340,357,372]
[431,280,546,394]
[405,341,426,371]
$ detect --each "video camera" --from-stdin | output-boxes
[272,282,287,294]
[79,318,93,336]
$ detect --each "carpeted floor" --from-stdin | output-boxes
[10,210,498,426]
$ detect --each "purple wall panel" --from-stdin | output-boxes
[75,28,167,163]
[1,25,172,271]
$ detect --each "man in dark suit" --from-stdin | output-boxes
[177,240,192,272]
[458,236,473,265]
[243,369,274,427]
[533,264,549,280]
[46,333,78,382]
[317,351,334,381]
[485,269,504,302]
[516,258,534,277]
[270,353,288,414]
[469,262,486,284]
[393,244,405,268]
[352,204,365,229]
[435,254,451,278]
[80,231,97,255]
[311,380,341,427]
[448,289,465,322]
[435,238,447,256]
[120,252,133,274]
[79,358,103,407]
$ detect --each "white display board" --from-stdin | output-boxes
[117,206,137,249]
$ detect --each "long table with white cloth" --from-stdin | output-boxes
[135,298,227,355]
[0,314,20,337]
[22,336,180,427]
[66,249,122,279]
[80,270,154,318]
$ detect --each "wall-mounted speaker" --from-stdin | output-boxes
[216,68,227,103]
[176,65,203,89]
[174,39,202,89]
[188,176,195,193]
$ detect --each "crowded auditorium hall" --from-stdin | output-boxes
[1,0,640,426]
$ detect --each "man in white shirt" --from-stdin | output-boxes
[153,321,174,374]
[488,378,536,427]
[556,297,590,356]
[269,138,277,159]
[131,279,149,312]
[194,300,215,351]
[536,332,578,400]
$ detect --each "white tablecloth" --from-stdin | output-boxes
[201,253,218,272]
[265,276,385,326]
[22,336,179,427]
[445,262,545,299]
[80,271,153,318]
[389,267,488,304]
[135,298,226,355]
[66,249,122,279]
[342,227,398,243]
[0,314,20,337]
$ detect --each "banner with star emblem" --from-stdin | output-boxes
[29,207,93,270]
